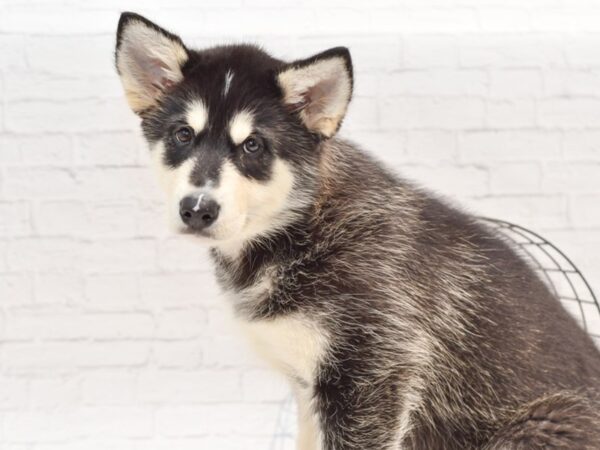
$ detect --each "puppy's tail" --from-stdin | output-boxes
[484,391,600,450]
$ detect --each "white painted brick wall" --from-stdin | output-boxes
[1,0,600,448]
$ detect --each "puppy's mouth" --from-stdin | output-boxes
[179,226,215,239]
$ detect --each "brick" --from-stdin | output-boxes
[0,202,31,237]
[82,372,137,406]
[0,35,26,70]
[479,8,531,32]
[3,167,77,200]
[5,238,82,272]
[156,238,213,272]
[405,130,457,163]
[458,35,565,68]
[298,37,402,72]
[76,167,158,201]
[564,35,600,67]
[343,97,378,131]
[34,200,137,238]
[464,195,568,229]
[29,377,80,409]
[152,341,203,368]
[3,407,153,442]
[155,309,208,340]
[139,272,220,310]
[399,164,489,198]
[460,130,561,162]
[25,35,115,76]
[1,342,151,370]
[74,132,142,166]
[539,98,600,128]
[381,70,487,96]
[5,99,137,133]
[84,274,141,311]
[489,163,542,194]
[563,131,600,161]
[571,195,600,228]
[156,404,280,436]
[82,239,158,274]
[490,70,543,98]
[343,131,407,166]
[543,69,600,97]
[485,99,536,128]
[201,333,261,368]
[531,10,600,32]
[403,35,458,69]
[542,162,600,194]
[137,369,242,403]
[0,376,29,410]
[371,8,479,33]
[4,72,122,101]
[0,274,34,306]
[0,135,72,166]
[34,273,84,306]
[3,312,154,341]
[380,97,485,129]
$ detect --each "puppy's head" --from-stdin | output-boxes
[115,12,353,248]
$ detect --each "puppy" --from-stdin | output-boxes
[115,12,600,449]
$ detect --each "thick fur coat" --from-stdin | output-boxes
[115,12,600,449]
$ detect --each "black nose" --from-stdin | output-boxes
[179,195,220,229]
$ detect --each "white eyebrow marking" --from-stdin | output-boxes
[186,99,208,132]
[223,70,234,97]
[192,193,205,212]
[229,110,254,145]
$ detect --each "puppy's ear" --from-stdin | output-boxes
[277,47,353,138]
[115,12,189,114]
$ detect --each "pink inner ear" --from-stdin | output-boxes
[146,58,174,92]
[305,76,337,115]
[129,42,174,94]
[285,96,309,113]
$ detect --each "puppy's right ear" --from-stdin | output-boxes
[115,12,189,114]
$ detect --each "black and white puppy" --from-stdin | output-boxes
[115,12,600,450]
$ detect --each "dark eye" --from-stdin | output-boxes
[174,126,194,144]
[243,137,261,154]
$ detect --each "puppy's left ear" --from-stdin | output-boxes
[115,12,189,114]
[277,47,353,138]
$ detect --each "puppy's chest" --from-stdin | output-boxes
[225,268,328,384]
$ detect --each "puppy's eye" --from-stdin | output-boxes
[174,126,194,144]
[243,137,261,154]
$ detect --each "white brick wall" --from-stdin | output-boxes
[1,0,600,448]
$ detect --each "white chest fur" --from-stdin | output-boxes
[236,314,328,385]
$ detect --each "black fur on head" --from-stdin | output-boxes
[114,12,354,243]
[115,11,354,187]
[114,11,354,144]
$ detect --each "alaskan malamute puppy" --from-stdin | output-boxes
[115,12,600,449]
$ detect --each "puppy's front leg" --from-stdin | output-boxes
[314,368,403,450]
[294,387,323,450]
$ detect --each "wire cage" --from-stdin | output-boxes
[270,218,600,448]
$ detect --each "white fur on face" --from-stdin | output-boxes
[222,69,234,97]
[150,142,298,248]
[150,142,200,232]
[186,99,208,133]
[228,110,254,145]
[211,158,297,254]
[116,19,188,113]
[278,56,351,137]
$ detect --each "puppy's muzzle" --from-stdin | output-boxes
[179,194,220,230]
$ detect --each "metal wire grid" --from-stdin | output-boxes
[481,217,600,347]
[271,218,600,446]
